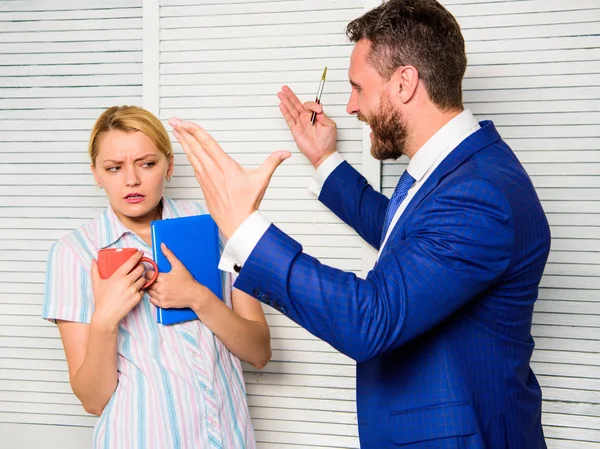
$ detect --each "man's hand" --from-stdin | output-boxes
[277,85,337,169]
[169,118,290,239]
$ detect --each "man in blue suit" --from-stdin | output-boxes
[170,0,550,447]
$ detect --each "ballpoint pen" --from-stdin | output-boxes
[310,67,328,124]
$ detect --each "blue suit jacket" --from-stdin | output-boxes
[235,121,550,448]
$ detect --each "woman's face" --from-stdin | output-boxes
[91,129,174,225]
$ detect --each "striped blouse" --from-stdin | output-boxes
[42,197,256,449]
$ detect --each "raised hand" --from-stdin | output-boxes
[90,251,146,328]
[277,85,337,168]
[169,118,290,239]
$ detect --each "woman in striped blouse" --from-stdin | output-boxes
[42,106,270,449]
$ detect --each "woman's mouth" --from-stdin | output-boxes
[124,194,145,204]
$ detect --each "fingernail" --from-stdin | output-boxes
[168,117,181,127]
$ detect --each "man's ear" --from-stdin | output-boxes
[392,65,419,104]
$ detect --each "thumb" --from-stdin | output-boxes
[90,259,100,283]
[315,109,336,127]
[258,150,291,182]
[160,243,182,269]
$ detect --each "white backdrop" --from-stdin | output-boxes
[0,1,598,448]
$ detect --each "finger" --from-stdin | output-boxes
[303,101,324,115]
[278,102,297,131]
[126,263,146,283]
[90,259,100,283]
[194,170,202,186]
[116,251,144,277]
[258,151,291,184]
[146,285,157,297]
[314,109,336,127]
[160,243,182,269]
[277,91,300,122]
[175,130,207,188]
[168,117,183,128]
[133,274,147,291]
[281,85,305,115]
[146,281,160,296]
[145,269,155,280]
[178,121,226,164]
[148,295,161,308]
[174,127,213,176]
[170,117,212,176]
[172,129,199,171]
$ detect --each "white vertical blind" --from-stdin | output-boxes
[381,1,600,447]
[0,1,143,447]
[159,0,366,446]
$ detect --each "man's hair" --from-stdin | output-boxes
[346,0,466,111]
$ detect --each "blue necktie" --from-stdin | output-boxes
[381,170,416,244]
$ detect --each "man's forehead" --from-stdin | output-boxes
[351,40,372,64]
[349,40,378,81]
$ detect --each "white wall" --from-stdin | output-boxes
[0,0,598,448]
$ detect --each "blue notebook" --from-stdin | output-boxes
[151,214,223,325]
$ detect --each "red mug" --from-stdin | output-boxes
[97,248,159,289]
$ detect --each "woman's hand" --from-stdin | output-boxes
[146,243,208,310]
[90,250,147,329]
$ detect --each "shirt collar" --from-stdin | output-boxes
[161,196,180,219]
[95,196,180,249]
[407,109,480,182]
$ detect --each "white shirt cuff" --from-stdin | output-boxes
[218,211,271,273]
[307,152,345,196]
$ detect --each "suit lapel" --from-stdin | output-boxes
[380,121,502,257]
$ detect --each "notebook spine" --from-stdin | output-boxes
[150,221,162,324]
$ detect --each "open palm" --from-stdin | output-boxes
[278,85,337,168]
[170,119,290,239]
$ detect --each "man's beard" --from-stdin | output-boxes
[359,95,408,161]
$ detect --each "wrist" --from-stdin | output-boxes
[312,149,336,169]
[90,313,119,335]
[191,283,216,315]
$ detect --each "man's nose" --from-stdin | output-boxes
[346,91,359,115]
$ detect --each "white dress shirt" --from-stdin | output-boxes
[218,109,480,273]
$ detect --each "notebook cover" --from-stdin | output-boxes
[151,214,223,325]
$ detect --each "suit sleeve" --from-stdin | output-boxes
[234,178,514,363]
[319,161,390,250]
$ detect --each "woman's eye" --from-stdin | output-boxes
[142,162,156,168]
[107,166,120,172]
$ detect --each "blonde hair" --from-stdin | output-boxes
[88,106,173,165]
